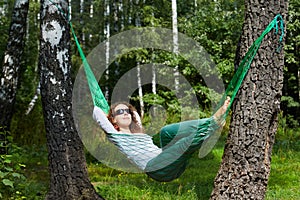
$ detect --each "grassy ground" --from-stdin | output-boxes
[88,134,300,200]
[90,149,223,200]
[7,128,300,199]
[266,150,300,200]
[265,128,300,200]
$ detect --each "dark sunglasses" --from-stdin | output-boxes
[114,108,130,116]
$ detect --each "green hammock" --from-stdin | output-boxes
[71,14,284,182]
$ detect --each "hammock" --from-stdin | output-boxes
[71,14,284,182]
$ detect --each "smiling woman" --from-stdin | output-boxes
[107,102,144,134]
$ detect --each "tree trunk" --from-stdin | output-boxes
[104,0,110,99]
[0,0,29,131]
[0,0,29,154]
[210,1,287,199]
[171,0,179,91]
[39,0,104,199]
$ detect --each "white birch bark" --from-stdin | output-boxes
[25,0,40,115]
[137,64,144,117]
[104,0,110,99]
[0,0,29,130]
[25,82,40,115]
[80,0,85,45]
[89,0,93,41]
[118,0,124,30]
[135,0,144,117]
[39,0,104,198]
[152,64,156,95]
[171,0,179,92]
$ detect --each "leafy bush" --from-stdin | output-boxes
[0,130,26,199]
[274,112,300,152]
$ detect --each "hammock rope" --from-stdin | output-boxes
[213,14,284,119]
[70,23,110,113]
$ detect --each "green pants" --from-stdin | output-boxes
[145,117,220,182]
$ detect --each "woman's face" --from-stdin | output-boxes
[113,104,132,129]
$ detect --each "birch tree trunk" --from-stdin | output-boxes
[171,0,179,91]
[104,0,110,99]
[152,64,156,95]
[0,0,29,132]
[39,0,103,199]
[0,0,29,154]
[137,64,144,117]
[134,0,144,117]
[80,0,86,46]
[210,1,287,199]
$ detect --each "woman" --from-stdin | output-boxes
[93,97,230,182]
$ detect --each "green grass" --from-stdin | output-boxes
[265,124,300,200]
[265,149,300,199]
[87,132,300,200]
[8,128,299,199]
[90,150,221,200]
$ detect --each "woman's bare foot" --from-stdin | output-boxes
[213,96,230,119]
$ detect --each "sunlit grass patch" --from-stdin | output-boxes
[266,150,300,200]
[265,126,300,200]
[89,142,225,200]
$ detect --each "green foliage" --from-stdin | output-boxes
[179,0,244,82]
[140,90,181,123]
[0,132,48,199]
[0,130,26,199]
[0,0,14,66]
[280,96,299,127]
[285,0,300,67]
[142,5,163,27]
[17,145,49,199]
[274,112,300,152]
[282,0,300,127]
[11,98,46,145]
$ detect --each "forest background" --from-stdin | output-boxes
[0,0,299,199]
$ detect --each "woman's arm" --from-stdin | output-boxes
[133,111,142,128]
[93,106,118,133]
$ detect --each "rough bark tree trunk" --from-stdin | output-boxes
[210,1,287,199]
[39,0,104,199]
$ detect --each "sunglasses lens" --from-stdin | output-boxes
[115,109,130,116]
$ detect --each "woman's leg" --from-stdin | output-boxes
[146,98,230,182]
[159,117,214,149]
[159,97,230,148]
[146,117,219,182]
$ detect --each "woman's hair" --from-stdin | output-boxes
[108,102,144,133]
